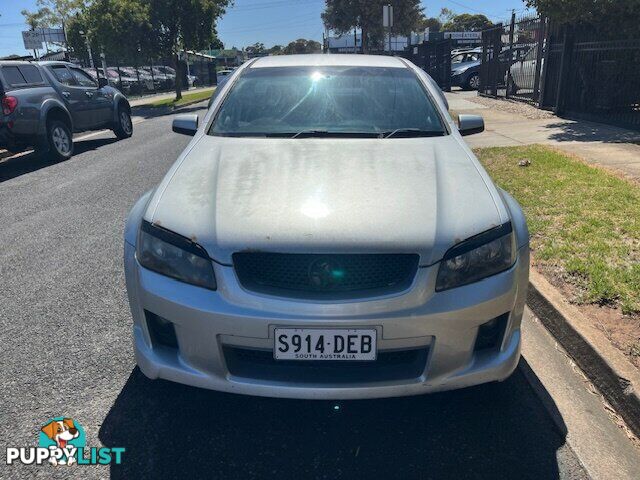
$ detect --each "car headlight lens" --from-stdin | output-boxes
[436,223,516,291]
[136,220,216,290]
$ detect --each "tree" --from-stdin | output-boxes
[268,44,284,55]
[64,0,156,71]
[21,0,83,29]
[438,7,455,24]
[526,0,640,36]
[283,39,322,55]
[442,13,493,32]
[322,0,424,53]
[245,42,266,56]
[148,0,231,99]
[417,17,441,33]
[209,38,224,50]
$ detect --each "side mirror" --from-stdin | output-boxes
[458,114,484,136]
[172,114,199,136]
[97,77,108,88]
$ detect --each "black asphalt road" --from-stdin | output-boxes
[0,105,588,479]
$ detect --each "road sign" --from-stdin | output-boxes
[22,31,43,50]
[39,28,66,44]
[444,32,482,40]
[382,4,393,28]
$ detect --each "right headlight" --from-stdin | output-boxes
[436,223,516,291]
[136,220,217,290]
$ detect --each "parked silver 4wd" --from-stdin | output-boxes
[0,60,132,161]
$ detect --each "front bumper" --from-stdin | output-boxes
[124,242,529,399]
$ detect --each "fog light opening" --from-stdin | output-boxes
[474,313,509,352]
[145,311,178,349]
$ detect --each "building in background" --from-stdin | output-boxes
[326,33,410,54]
[200,48,246,67]
[325,30,482,55]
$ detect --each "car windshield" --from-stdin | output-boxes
[452,52,479,64]
[208,66,446,137]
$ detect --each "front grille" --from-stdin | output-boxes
[233,253,419,299]
[223,346,429,384]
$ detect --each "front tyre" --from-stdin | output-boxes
[465,73,480,91]
[46,120,73,162]
[113,107,133,139]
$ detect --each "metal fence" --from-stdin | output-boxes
[70,51,218,97]
[479,14,546,103]
[479,14,640,130]
[558,37,640,129]
[403,39,452,91]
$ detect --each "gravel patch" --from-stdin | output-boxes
[469,95,558,120]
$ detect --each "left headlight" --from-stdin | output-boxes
[136,220,216,290]
[436,223,516,291]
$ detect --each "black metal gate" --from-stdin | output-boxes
[479,13,640,130]
[479,15,546,104]
[407,39,452,91]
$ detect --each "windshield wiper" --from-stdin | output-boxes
[290,130,380,139]
[383,128,445,139]
[291,129,330,139]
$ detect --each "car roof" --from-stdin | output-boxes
[250,54,407,69]
[37,60,74,67]
[0,60,38,66]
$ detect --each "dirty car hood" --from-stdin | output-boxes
[146,135,505,266]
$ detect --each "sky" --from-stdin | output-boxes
[0,0,533,57]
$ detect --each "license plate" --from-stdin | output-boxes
[274,328,377,361]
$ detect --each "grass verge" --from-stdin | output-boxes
[475,145,640,314]
[145,88,215,108]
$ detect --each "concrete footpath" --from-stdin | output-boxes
[447,90,640,180]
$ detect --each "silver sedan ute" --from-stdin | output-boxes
[124,54,529,399]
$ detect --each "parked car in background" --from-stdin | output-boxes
[119,67,157,92]
[155,65,199,88]
[88,67,141,95]
[0,61,132,161]
[141,66,174,90]
[216,69,234,83]
[125,54,529,399]
[451,50,481,90]
[453,46,532,91]
[505,46,539,95]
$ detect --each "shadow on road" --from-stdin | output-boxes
[0,137,118,183]
[100,359,568,479]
